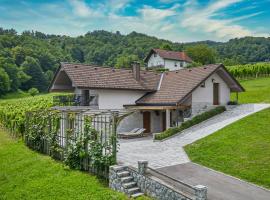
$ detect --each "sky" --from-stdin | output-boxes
[0,0,269,42]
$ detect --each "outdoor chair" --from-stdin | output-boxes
[118,128,146,139]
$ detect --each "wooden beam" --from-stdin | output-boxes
[124,105,191,110]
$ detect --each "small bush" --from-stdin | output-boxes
[155,106,226,140]
[28,87,39,96]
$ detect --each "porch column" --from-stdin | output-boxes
[166,109,170,130]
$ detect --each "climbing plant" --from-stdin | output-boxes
[25,110,118,178]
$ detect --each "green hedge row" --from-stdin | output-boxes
[154,106,226,140]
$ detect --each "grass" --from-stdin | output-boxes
[0,129,150,200]
[231,77,270,103]
[185,108,270,189]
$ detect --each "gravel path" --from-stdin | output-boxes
[118,104,270,169]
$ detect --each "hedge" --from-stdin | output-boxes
[154,106,226,140]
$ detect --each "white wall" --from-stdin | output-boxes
[98,89,145,109]
[164,59,189,71]
[192,72,230,106]
[147,54,164,67]
[147,53,189,71]
[117,112,143,133]
[151,111,162,133]
[74,87,82,95]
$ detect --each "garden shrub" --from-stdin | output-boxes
[28,87,39,96]
[154,106,226,140]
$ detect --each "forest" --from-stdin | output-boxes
[0,27,270,96]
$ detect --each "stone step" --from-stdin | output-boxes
[123,181,136,189]
[112,166,126,172]
[131,192,144,198]
[127,187,140,195]
[121,176,133,183]
[117,171,130,178]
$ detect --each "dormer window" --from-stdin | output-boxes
[154,53,157,57]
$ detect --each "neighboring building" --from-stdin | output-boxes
[144,49,193,71]
[49,62,244,134]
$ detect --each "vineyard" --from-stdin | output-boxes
[227,62,270,79]
[0,93,59,135]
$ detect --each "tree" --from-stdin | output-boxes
[160,43,172,51]
[12,46,26,66]
[21,56,47,91]
[45,70,54,85]
[70,46,84,62]
[0,57,28,92]
[185,44,217,65]
[115,55,140,68]
[0,68,10,96]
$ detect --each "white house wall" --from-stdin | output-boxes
[98,89,145,109]
[147,54,164,67]
[191,72,230,114]
[117,112,143,133]
[164,59,189,71]
[74,87,82,95]
[151,111,162,133]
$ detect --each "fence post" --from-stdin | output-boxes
[112,112,119,164]
[138,160,148,175]
[194,185,207,200]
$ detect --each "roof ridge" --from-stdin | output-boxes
[166,64,222,73]
[61,62,162,73]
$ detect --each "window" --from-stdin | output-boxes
[174,62,177,67]
[154,53,157,57]
[180,62,184,67]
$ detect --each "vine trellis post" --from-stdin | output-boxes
[24,108,133,179]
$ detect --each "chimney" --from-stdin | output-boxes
[132,61,140,81]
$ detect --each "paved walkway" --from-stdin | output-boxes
[158,162,270,200]
[118,104,270,168]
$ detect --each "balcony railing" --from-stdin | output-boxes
[53,95,98,107]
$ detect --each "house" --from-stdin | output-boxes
[144,49,193,70]
[49,62,244,134]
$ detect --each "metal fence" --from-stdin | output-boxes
[53,95,98,107]
[24,109,126,179]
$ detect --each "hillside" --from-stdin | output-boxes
[1,27,270,95]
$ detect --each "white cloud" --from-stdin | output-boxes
[181,0,268,39]
[68,0,98,18]
[7,0,268,42]
[138,6,176,21]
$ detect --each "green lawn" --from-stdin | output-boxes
[231,77,270,103]
[0,129,149,200]
[185,108,270,189]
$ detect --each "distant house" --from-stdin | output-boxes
[144,49,193,70]
[49,62,244,134]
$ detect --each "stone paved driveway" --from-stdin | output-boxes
[118,104,270,169]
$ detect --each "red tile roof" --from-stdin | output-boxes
[136,64,224,105]
[50,63,244,106]
[59,63,161,91]
[144,49,193,63]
